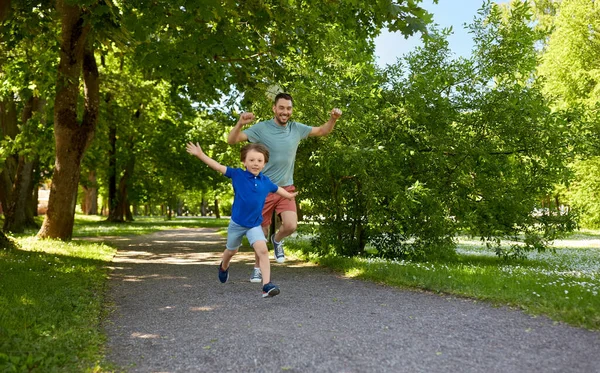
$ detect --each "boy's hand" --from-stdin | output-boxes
[330,108,342,120]
[186,142,203,157]
[237,112,255,126]
[287,191,298,200]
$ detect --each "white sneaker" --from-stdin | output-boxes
[271,234,285,263]
[250,268,262,283]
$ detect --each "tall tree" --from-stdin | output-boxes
[37,0,100,239]
[0,1,55,233]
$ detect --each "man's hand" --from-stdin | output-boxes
[330,108,342,120]
[237,112,256,126]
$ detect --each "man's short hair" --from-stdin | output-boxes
[274,92,293,105]
[241,143,270,163]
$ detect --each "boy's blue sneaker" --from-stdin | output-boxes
[262,282,280,298]
[218,262,229,283]
[271,234,285,263]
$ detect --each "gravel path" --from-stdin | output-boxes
[103,228,600,373]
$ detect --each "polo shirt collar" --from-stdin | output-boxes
[243,169,262,179]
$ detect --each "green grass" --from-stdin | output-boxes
[71,215,230,237]
[3,215,598,372]
[1,215,229,372]
[0,237,115,372]
[13,215,230,239]
[286,232,600,330]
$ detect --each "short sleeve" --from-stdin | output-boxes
[296,122,312,139]
[243,122,264,144]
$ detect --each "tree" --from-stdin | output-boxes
[537,0,600,225]
[295,1,575,260]
[0,1,55,233]
[36,0,102,239]
[3,1,434,239]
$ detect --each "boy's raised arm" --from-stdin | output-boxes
[276,187,298,201]
[186,142,227,175]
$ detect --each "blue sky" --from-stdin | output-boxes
[374,0,504,67]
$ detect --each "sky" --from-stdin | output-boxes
[374,0,505,67]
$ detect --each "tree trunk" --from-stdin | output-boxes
[37,1,98,239]
[0,0,10,23]
[296,199,303,221]
[81,170,98,215]
[0,95,18,216]
[214,198,220,219]
[3,160,34,232]
[116,153,134,222]
[3,96,42,232]
[106,92,122,222]
[201,197,208,216]
[29,170,39,217]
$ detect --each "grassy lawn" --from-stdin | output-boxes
[0,237,115,372]
[286,232,600,331]
[0,215,228,372]
[2,216,598,372]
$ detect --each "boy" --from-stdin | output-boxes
[186,141,297,297]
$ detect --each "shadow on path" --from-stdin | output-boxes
[103,228,600,373]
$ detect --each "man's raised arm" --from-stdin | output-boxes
[309,108,342,137]
[227,112,255,144]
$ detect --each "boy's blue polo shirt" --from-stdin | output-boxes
[225,167,278,228]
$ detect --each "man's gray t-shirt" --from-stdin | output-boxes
[243,119,312,187]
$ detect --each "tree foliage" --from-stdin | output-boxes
[295,1,575,260]
[537,0,600,229]
[2,0,434,238]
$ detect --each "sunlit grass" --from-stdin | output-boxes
[0,237,116,372]
[286,234,600,330]
[71,215,229,237]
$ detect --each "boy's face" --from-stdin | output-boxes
[243,149,266,176]
[272,98,293,126]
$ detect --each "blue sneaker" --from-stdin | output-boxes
[218,262,229,283]
[271,234,285,263]
[262,282,280,298]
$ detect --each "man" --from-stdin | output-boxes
[227,92,342,282]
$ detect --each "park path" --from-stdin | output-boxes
[102,228,600,373]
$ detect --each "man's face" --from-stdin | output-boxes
[243,150,266,176]
[272,98,293,126]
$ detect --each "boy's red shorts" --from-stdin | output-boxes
[261,185,296,227]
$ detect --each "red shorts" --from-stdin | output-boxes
[261,185,296,227]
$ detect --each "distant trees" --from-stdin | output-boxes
[537,0,600,228]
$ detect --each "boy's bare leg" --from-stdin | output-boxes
[221,248,237,269]
[252,240,271,284]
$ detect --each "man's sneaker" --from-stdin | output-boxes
[271,234,285,263]
[262,282,280,298]
[218,262,229,283]
[250,268,262,283]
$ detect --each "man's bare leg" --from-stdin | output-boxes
[254,211,297,266]
[273,210,297,242]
